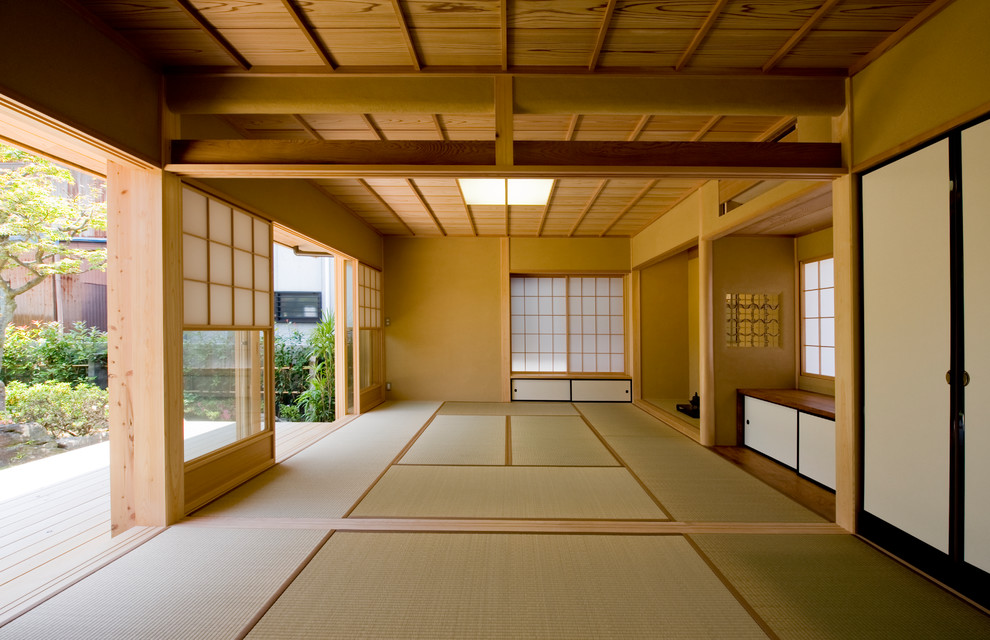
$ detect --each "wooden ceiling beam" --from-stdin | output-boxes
[455,180,479,237]
[495,76,513,165]
[172,0,251,71]
[762,0,842,72]
[166,75,843,116]
[589,0,618,71]
[536,180,558,237]
[674,0,730,72]
[280,0,336,69]
[758,116,797,142]
[568,180,608,237]
[849,0,956,75]
[171,140,841,170]
[432,115,447,141]
[358,178,415,236]
[293,115,322,140]
[389,0,421,71]
[406,179,446,236]
[566,115,581,141]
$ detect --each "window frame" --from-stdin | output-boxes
[274,291,322,323]
[799,254,836,379]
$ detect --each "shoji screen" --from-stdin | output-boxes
[862,139,951,553]
[963,118,990,573]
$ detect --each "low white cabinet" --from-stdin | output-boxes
[740,389,836,490]
[743,397,798,468]
[511,378,631,402]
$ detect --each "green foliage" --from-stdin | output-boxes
[296,314,335,422]
[273,330,309,419]
[5,380,109,438]
[2,321,107,385]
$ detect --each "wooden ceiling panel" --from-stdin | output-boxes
[187,0,300,29]
[207,29,327,66]
[404,0,502,29]
[817,0,934,31]
[411,28,502,66]
[111,29,240,66]
[297,1,400,28]
[594,29,701,68]
[508,206,545,237]
[83,0,193,29]
[510,29,599,66]
[609,1,724,29]
[510,1,613,29]
[776,31,887,69]
[310,29,414,66]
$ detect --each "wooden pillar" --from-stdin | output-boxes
[499,237,511,402]
[107,162,184,532]
[698,181,719,446]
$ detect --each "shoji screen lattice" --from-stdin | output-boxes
[182,188,272,328]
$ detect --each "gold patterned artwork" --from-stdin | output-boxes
[725,293,780,348]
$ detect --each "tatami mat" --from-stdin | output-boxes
[577,404,823,523]
[0,525,326,640]
[576,402,686,438]
[247,532,769,639]
[400,415,506,465]
[510,415,619,466]
[610,435,823,523]
[193,402,440,519]
[350,465,666,519]
[440,401,577,416]
[692,534,990,639]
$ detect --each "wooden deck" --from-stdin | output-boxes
[0,420,343,626]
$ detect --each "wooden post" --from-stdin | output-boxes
[107,163,184,532]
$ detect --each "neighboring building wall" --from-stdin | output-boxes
[272,243,333,338]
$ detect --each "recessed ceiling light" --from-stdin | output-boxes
[458,179,554,205]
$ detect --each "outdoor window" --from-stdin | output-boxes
[182,331,266,462]
[801,256,835,377]
[275,291,321,323]
[510,275,625,374]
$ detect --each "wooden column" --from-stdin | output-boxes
[500,237,511,402]
[698,237,716,447]
[107,163,184,532]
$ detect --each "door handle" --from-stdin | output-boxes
[946,370,971,386]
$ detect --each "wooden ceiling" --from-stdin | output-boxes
[72,0,953,237]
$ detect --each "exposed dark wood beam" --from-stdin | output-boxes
[358,178,415,236]
[406,179,447,236]
[513,140,842,169]
[599,179,658,237]
[675,0,730,72]
[280,0,336,69]
[849,0,956,75]
[628,115,651,142]
[432,115,447,141]
[691,116,722,142]
[537,180,558,237]
[173,0,251,70]
[589,0,618,71]
[569,180,608,237]
[171,140,840,170]
[762,0,842,72]
[389,0,421,71]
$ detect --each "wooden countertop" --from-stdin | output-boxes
[737,388,835,420]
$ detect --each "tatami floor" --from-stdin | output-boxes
[1,401,988,639]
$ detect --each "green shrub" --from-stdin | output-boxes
[274,330,310,420]
[3,321,107,385]
[297,314,335,422]
[5,380,109,437]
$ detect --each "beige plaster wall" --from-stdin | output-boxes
[0,0,162,164]
[510,237,629,273]
[852,0,990,168]
[640,252,690,403]
[712,236,797,444]
[383,237,502,401]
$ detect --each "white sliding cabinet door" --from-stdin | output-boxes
[862,140,951,553]
[963,118,990,572]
